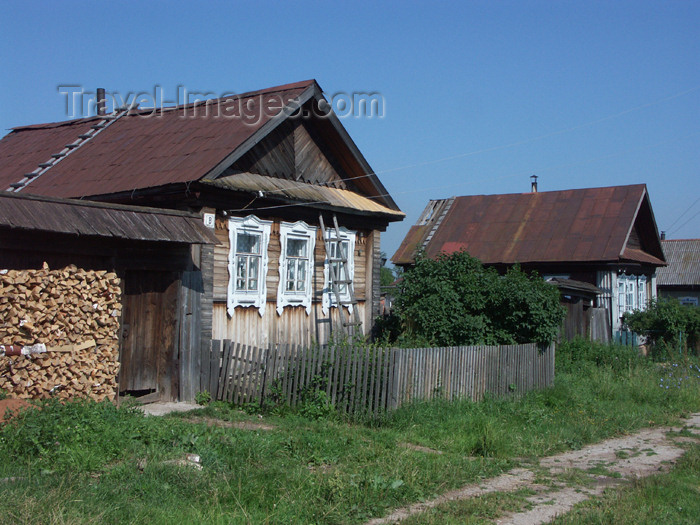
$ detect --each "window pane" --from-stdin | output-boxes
[249,258,259,280]
[237,257,246,280]
[297,262,306,291]
[287,238,307,257]
[237,233,260,254]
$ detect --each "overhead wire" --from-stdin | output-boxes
[225,130,700,214]
[228,83,700,203]
[665,195,700,233]
[668,208,700,236]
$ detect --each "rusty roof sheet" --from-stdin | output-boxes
[657,239,700,286]
[203,172,405,219]
[0,81,314,198]
[0,191,218,244]
[393,184,665,266]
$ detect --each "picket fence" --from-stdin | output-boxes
[200,341,555,415]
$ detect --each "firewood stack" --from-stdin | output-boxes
[0,263,122,401]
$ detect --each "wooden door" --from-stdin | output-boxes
[119,271,179,401]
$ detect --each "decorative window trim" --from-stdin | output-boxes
[322,227,356,316]
[617,273,649,318]
[277,221,316,315]
[228,215,272,317]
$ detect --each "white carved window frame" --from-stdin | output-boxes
[618,273,649,319]
[277,221,316,315]
[322,227,356,315]
[228,215,272,317]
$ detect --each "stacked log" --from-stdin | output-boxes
[0,263,122,401]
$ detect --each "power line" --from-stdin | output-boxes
[666,195,700,232]
[226,84,700,202]
[225,130,700,214]
[668,208,700,236]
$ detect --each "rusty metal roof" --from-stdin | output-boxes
[204,172,405,219]
[0,81,312,198]
[657,239,700,286]
[0,80,402,216]
[0,191,218,244]
[393,184,666,267]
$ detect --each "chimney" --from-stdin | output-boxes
[96,88,106,116]
[530,175,538,193]
[660,231,666,240]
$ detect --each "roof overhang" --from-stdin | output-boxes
[0,191,219,245]
[202,173,405,221]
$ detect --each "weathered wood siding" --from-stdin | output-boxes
[211,216,377,346]
[212,302,368,348]
[231,119,349,189]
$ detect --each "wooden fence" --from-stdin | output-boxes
[201,341,555,415]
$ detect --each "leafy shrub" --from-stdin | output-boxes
[623,298,700,359]
[394,251,564,346]
[195,390,212,406]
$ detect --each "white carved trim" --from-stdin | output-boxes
[277,221,316,315]
[227,215,272,317]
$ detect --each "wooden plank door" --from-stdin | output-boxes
[119,270,179,401]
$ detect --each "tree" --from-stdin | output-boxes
[379,252,400,287]
[394,251,564,346]
[623,298,700,358]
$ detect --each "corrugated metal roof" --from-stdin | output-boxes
[0,191,218,244]
[204,172,405,218]
[393,184,665,267]
[0,81,314,198]
[657,239,700,286]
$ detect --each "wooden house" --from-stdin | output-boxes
[392,184,666,341]
[0,191,218,401]
[657,239,700,306]
[0,80,404,356]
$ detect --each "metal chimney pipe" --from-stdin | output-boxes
[660,231,666,240]
[96,88,106,116]
[530,175,538,193]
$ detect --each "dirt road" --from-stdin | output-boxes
[367,413,700,525]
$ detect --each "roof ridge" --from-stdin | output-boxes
[9,80,318,131]
[8,109,129,193]
[662,238,700,242]
[453,183,647,200]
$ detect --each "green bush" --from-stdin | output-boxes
[623,298,700,358]
[194,390,212,406]
[393,251,564,346]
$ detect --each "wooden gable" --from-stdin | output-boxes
[230,118,350,189]
[625,191,665,262]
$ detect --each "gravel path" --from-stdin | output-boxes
[367,413,700,525]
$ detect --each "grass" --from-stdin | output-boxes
[400,489,535,525]
[0,340,699,524]
[551,443,700,525]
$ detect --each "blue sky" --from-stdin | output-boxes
[2,1,699,258]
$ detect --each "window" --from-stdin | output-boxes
[637,275,647,309]
[618,273,649,319]
[277,221,316,315]
[228,216,271,316]
[322,227,356,315]
[618,278,627,317]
